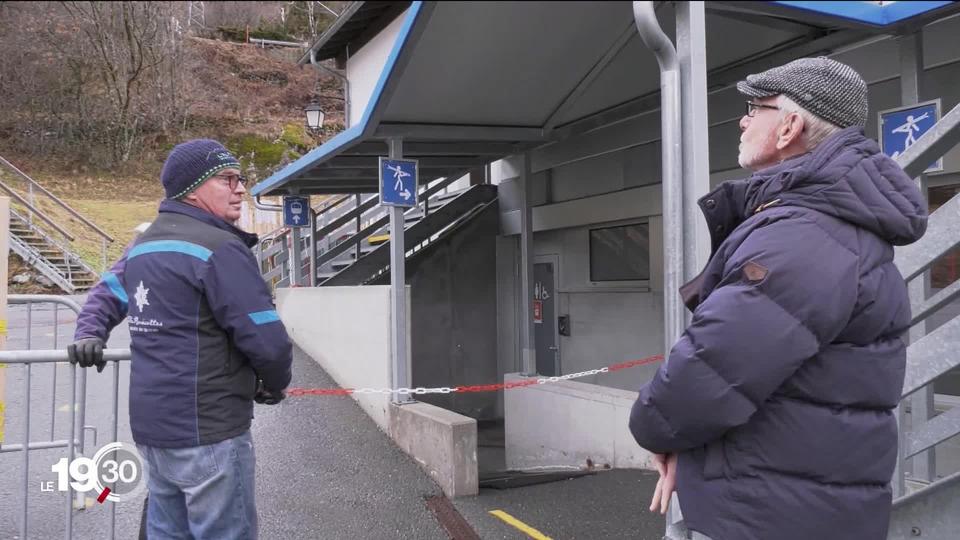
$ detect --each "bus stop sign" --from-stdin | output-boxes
[379,158,418,208]
[283,196,309,227]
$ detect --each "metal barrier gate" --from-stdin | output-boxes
[0,294,131,540]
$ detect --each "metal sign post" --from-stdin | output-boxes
[382,140,415,404]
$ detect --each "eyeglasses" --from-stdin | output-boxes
[745,101,780,117]
[210,173,247,190]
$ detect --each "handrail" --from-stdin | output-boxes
[895,102,960,179]
[9,293,83,311]
[0,177,75,241]
[313,177,471,271]
[10,206,100,278]
[0,155,114,242]
[314,174,464,241]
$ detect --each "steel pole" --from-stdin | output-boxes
[634,1,685,352]
[677,1,711,290]
[290,224,304,286]
[518,154,536,376]
[389,139,412,403]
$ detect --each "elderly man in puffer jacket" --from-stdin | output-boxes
[629,57,928,540]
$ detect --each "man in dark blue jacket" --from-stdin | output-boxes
[629,58,927,540]
[69,139,293,539]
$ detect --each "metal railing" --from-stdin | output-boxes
[1,295,131,540]
[0,154,115,271]
[887,102,960,538]
[258,174,470,289]
[9,208,101,293]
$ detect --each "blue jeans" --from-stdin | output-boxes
[137,431,257,540]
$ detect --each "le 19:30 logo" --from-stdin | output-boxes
[47,442,147,503]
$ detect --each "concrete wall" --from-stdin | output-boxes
[496,181,667,393]
[404,201,501,420]
[345,8,409,127]
[275,286,409,430]
[503,373,654,470]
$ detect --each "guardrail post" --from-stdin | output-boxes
[0,196,8,446]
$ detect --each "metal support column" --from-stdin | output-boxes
[389,138,412,403]
[677,1,711,289]
[518,154,536,376]
[900,31,935,486]
[290,224,304,287]
[355,194,362,261]
[309,208,318,287]
[635,1,685,351]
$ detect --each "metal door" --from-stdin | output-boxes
[534,257,559,376]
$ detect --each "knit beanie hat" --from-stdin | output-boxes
[737,57,868,129]
[161,139,241,200]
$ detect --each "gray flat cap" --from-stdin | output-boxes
[737,57,868,129]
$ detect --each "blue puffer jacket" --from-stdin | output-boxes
[76,200,292,448]
[629,127,927,540]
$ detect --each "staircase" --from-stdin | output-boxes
[258,174,496,289]
[887,102,960,539]
[321,185,497,286]
[1,155,113,293]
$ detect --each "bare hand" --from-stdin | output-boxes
[649,453,678,514]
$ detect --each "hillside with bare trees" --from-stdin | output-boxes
[0,1,347,290]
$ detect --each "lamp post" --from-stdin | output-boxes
[305,100,325,132]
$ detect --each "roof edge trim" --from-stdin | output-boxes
[771,1,954,26]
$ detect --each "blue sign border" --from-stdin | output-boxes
[378,157,419,208]
[877,99,943,174]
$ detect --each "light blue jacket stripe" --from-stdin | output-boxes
[129,240,212,261]
[248,310,280,325]
[101,272,128,309]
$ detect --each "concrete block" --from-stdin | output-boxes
[504,373,654,471]
[389,402,478,497]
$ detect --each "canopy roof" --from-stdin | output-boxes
[253,0,960,197]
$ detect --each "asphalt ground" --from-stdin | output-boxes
[1,300,447,539]
[1,296,667,539]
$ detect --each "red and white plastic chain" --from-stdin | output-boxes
[285,354,664,397]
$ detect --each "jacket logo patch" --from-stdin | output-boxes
[135,281,150,313]
[743,261,768,282]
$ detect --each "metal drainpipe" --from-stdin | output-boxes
[634,1,685,353]
[310,48,351,128]
[254,195,283,212]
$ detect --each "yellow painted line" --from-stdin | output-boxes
[488,510,553,540]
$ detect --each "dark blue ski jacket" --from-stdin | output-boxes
[76,200,292,448]
[630,127,928,540]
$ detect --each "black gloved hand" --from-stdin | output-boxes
[67,337,106,373]
[254,379,285,405]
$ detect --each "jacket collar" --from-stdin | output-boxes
[158,199,259,248]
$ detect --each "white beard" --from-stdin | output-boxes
[738,133,778,170]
